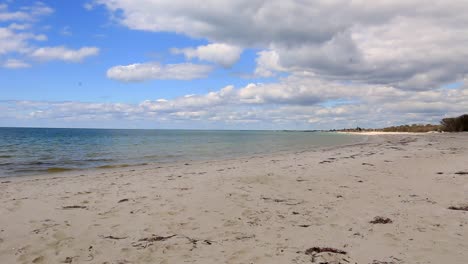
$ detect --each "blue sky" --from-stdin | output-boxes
[1,1,468,129]
[1,1,270,103]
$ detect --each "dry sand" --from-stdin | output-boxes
[337,131,431,135]
[0,133,467,264]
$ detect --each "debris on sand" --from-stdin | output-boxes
[261,197,303,205]
[118,198,129,203]
[100,235,128,240]
[371,256,402,264]
[448,205,468,211]
[454,171,468,175]
[32,256,44,263]
[370,216,393,224]
[132,234,176,249]
[261,197,286,203]
[181,235,215,251]
[62,205,87,209]
[304,247,354,264]
[234,234,255,241]
[183,236,199,251]
[63,256,73,263]
[305,247,347,255]
[138,234,176,242]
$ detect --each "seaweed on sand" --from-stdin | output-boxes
[305,247,347,255]
[62,205,87,209]
[370,216,393,224]
[448,205,468,211]
[132,234,176,249]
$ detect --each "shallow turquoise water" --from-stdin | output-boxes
[0,128,364,177]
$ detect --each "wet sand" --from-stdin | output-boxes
[0,133,467,263]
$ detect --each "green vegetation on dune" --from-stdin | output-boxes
[335,114,468,133]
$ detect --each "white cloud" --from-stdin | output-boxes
[8,23,31,30]
[3,1,468,129]
[98,0,468,90]
[30,46,100,62]
[134,73,468,128]
[0,3,53,57]
[254,49,285,77]
[0,2,53,22]
[4,77,468,129]
[172,43,242,67]
[140,85,236,112]
[83,3,96,11]
[0,27,47,55]
[0,27,30,54]
[3,58,30,69]
[0,3,100,66]
[106,62,213,82]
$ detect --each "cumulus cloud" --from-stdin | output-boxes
[0,2,53,22]
[97,0,468,90]
[30,46,99,62]
[8,23,31,30]
[171,43,242,67]
[0,3,100,67]
[106,62,213,82]
[3,0,467,129]
[254,50,285,77]
[3,58,30,69]
[0,27,47,55]
[4,76,468,129]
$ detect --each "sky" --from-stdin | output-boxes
[1,0,468,130]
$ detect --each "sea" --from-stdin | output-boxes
[0,127,365,177]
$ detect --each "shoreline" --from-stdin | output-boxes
[0,133,370,181]
[1,133,467,263]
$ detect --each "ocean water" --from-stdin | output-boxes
[0,128,364,177]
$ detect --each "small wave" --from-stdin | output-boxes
[26,161,54,166]
[97,163,149,169]
[83,158,116,162]
[47,167,74,173]
[0,155,13,158]
[38,156,54,160]
[143,154,181,159]
[86,152,112,158]
[97,164,131,169]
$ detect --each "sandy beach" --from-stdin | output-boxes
[0,133,467,264]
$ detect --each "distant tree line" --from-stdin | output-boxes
[334,114,468,133]
[381,124,441,133]
[440,114,468,132]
